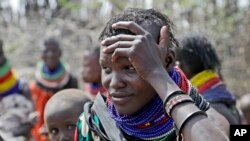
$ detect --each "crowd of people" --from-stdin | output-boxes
[0,8,249,141]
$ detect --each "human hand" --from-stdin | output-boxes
[101,21,169,80]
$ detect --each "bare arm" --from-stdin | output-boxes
[102,21,229,141]
[147,68,229,141]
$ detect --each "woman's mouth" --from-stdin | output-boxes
[110,92,133,105]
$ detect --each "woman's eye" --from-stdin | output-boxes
[67,124,76,130]
[125,65,135,72]
[50,128,59,135]
[102,66,112,74]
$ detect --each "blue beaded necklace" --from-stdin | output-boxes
[107,68,181,140]
[107,96,174,140]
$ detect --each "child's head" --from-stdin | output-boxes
[44,89,89,141]
[99,8,177,115]
[41,37,62,70]
[176,33,221,79]
[81,45,101,83]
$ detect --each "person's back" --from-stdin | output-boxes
[29,37,78,141]
[176,33,241,124]
[0,39,35,141]
[81,45,106,100]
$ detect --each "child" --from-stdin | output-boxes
[44,89,90,141]
[175,33,241,124]
[81,45,106,100]
[29,37,78,141]
[75,8,229,141]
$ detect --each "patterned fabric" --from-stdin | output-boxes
[35,61,70,89]
[75,67,210,141]
[75,113,102,141]
[0,61,19,98]
[191,70,236,103]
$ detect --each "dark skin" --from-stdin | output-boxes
[44,89,87,141]
[101,21,229,141]
[41,43,62,71]
[81,49,101,83]
[45,106,80,141]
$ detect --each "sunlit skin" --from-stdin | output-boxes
[81,49,101,83]
[41,42,61,71]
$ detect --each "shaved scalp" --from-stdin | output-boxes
[44,89,90,118]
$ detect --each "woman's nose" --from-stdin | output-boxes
[109,72,125,89]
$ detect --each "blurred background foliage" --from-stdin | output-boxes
[0,0,249,97]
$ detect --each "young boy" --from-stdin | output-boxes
[44,89,90,141]
[75,8,229,141]
[29,37,78,141]
[175,33,241,124]
[81,45,106,100]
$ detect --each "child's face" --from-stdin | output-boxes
[45,107,79,141]
[81,50,101,83]
[41,44,61,70]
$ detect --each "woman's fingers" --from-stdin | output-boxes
[102,34,135,46]
[159,26,169,48]
[112,21,146,35]
[111,48,131,62]
[102,41,133,54]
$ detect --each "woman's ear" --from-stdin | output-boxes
[165,48,176,71]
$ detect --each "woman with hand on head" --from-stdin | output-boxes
[75,8,230,141]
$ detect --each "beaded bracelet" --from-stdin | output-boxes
[176,110,208,141]
[166,95,194,116]
[163,90,185,111]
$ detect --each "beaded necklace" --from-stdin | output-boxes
[35,61,70,89]
[191,70,235,103]
[107,67,189,140]
[0,61,19,98]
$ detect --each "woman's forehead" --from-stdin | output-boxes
[100,52,130,65]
